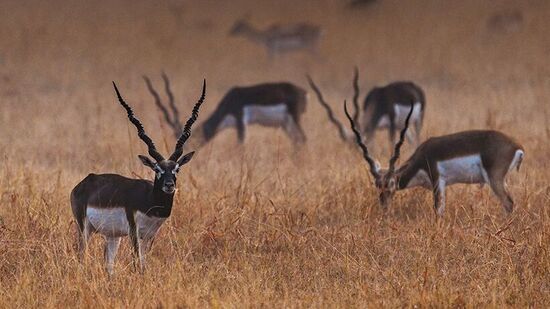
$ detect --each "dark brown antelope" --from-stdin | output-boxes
[149,80,308,147]
[70,80,205,274]
[344,101,524,216]
[308,69,425,147]
[230,19,321,58]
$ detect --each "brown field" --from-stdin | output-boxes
[1,0,549,307]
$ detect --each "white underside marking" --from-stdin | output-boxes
[437,155,486,185]
[86,207,166,239]
[509,149,524,172]
[243,103,289,126]
[218,114,237,130]
[217,104,290,131]
[377,102,422,128]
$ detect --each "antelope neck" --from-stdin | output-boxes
[395,161,425,190]
[148,183,175,218]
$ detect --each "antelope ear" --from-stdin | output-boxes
[138,155,157,170]
[177,151,195,166]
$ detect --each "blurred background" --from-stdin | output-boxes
[1,0,548,166]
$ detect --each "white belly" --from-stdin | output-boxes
[437,155,486,185]
[243,103,289,126]
[218,114,237,131]
[377,102,422,128]
[407,169,432,189]
[86,207,166,239]
[274,38,307,50]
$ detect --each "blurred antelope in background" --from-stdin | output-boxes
[230,19,322,58]
[148,79,307,147]
[344,101,524,216]
[195,82,307,146]
[70,80,205,274]
[308,68,425,147]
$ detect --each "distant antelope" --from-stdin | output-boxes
[70,80,205,274]
[344,101,524,216]
[148,80,307,147]
[308,69,425,147]
[230,19,322,58]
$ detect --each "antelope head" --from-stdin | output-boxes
[113,79,206,194]
[343,99,414,208]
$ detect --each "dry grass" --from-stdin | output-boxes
[1,0,550,307]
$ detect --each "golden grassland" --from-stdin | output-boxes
[1,0,549,307]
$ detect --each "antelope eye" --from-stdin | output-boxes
[154,166,165,176]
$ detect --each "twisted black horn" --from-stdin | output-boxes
[352,66,360,124]
[169,79,206,161]
[344,100,381,182]
[143,75,178,135]
[113,82,165,162]
[161,72,183,133]
[387,102,414,175]
[306,74,348,142]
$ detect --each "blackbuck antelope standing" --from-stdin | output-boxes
[230,19,321,58]
[70,80,205,274]
[308,69,425,147]
[344,101,524,216]
[180,82,307,147]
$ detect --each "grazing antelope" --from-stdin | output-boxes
[308,69,425,147]
[230,19,322,58]
[70,80,205,274]
[344,101,524,216]
[168,82,307,147]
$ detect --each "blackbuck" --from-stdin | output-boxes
[344,101,524,216]
[70,80,205,274]
[308,70,425,147]
[185,82,307,147]
[230,19,321,58]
